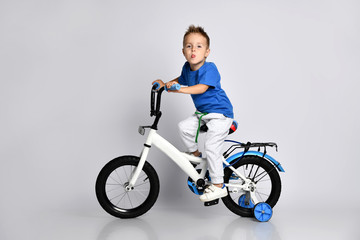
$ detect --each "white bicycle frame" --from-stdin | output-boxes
[128,128,260,204]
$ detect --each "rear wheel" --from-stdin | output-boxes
[95,156,159,218]
[222,156,281,217]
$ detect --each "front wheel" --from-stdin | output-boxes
[222,155,281,217]
[95,156,160,218]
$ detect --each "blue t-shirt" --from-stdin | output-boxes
[178,62,234,118]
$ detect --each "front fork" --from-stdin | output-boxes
[128,128,157,189]
[127,145,150,189]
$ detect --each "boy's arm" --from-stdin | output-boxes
[177,84,209,94]
[158,77,209,94]
[166,77,209,94]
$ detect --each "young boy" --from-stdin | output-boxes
[153,25,234,202]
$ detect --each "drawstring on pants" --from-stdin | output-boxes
[195,111,208,143]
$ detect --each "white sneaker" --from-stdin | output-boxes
[199,184,228,202]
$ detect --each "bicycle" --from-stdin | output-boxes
[95,83,285,222]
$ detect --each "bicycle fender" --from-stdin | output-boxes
[226,151,285,172]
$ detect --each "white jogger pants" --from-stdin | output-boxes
[178,113,233,184]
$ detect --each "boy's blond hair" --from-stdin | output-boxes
[183,25,210,48]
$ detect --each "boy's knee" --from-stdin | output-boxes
[178,121,185,133]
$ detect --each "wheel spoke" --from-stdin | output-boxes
[109,174,123,185]
[116,192,127,206]
[256,191,269,197]
[256,192,265,202]
[123,166,129,180]
[106,186,124,194]
[256,178,271,183]
[114,169,124,184]
[252,165,260,180]
[254,172,270,183]
[127,192,133,208]
[133,181,149,188]
[134,189,148,198]
[106,183,124,186]
[247,164,254,178]
[253,170,267,181]
[110,191,126,202]
[255,167,277,183]
[131,190,140,205]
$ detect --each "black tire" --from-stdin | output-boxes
[222,155,281,217]
[95,156,159,218]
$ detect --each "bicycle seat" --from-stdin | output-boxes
[200,120,238,135]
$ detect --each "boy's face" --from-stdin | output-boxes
[182,33,210,71]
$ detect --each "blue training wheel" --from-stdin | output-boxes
[253,202,273,222]
[238,194,254,208]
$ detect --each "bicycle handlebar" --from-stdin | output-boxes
[153,82,161,90]
[150,82,180,129]
[166,84,181,91]
[153,82,181,91]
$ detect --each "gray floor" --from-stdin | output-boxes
[2,202,359,240]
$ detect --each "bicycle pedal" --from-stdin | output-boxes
[204,199,219,207]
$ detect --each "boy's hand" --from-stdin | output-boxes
[166,80,182,93]
[152,79,165,88]
[165,81,176,89]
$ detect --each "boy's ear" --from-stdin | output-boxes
[182,48,185,56]
[205,48,210,57]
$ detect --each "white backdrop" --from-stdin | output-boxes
[1,0,359,226]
